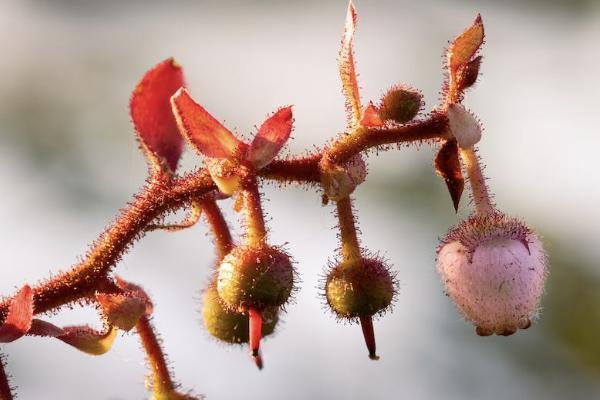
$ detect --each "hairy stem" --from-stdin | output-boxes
[0,355,13,400]
[326,113,449,165]
[240,176,267,246]
[136,315,177,395]
[460,147,494,216]
[201,199,233,259]
[0,117,448,323]
[0,170,215,322]
[336,196,361,262]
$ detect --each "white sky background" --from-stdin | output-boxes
[0,0,599,399]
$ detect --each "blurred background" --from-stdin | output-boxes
[1,0,599,399]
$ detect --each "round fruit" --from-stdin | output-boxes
[325,257,395,319]
[217,244,294,312]
[202,284,278,344]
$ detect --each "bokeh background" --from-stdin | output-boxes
[1,0,599,399]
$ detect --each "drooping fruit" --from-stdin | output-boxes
[216,244,294,312]
[324,256,395,360]
[202,284,278,344]
[325,257,395,319]
[436,212,547,336]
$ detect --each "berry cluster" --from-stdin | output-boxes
[0,1,547,399]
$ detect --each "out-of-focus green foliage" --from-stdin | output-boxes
[543,239,600,375]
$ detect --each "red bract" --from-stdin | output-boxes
[171,88,241,159]
[448,14,484,72]
[0,285,33,343]
[247,106,293,169]
[130,58,186,173]
[339,0,361,128]
[171,88,293,171]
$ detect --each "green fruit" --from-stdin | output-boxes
[202,284,278,344]
[325,257,395,319]
[217,244,294,312]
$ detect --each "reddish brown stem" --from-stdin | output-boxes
[336,196,361,262]
[325,114,449,165]
[0,169,215,322]
[359,315,379,360]
[136,315,176,395]
[260,154,321,183]
[200,199,233,259]
[240,176,267,246]
[0,356,13,400]
[0,115,448,324]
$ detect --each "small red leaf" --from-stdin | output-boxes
[57,325,118,356]
[340,0,362,128]
[435,139,465,212]
[448,14,484,71]
[96,293,146,332]
[360,103,383,127]
[247,106,293,169]
[0,285,33,343]
[28,319,64,337]
[130,58,185,172]
[171,88,241,159]
[114,276,153,315]
[458,55,482,90]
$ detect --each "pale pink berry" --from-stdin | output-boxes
[436,212,547,336]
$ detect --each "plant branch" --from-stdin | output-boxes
[0,115,449,323]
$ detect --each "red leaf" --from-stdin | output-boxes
[28,319,64,337]
[0,285,33,343]
[435,139,464,212]
[360,103,383,127]
[130,58,185,172]
[448,14,484,71]
[247,106,293,169]
[57,325,118,356]
[96,293,146,332]
[115,276,153,315]
[339,0,362,128]
[171,88,241,159]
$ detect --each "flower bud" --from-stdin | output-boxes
[378,86,423,124]
[217,244,294,312]
[202,284,278,344]
[325,257,395,319]
[205,158,243,196]
[320,155,367,201]
[447,103,481,149]
[436,212,547,336]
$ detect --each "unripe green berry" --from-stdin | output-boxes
[202,284,278,344]
[325,257,395,319]
[378,86,423,124]
[217,244,294,312]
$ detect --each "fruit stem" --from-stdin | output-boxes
[248,308,263,362]
[359,315,379,360]
[201,199,233,259]
[135,315,176,395]
[336,196,362,262]
[460,146,494,216]
[241,177,267,246]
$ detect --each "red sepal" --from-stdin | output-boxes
[171,88,241,159]
[130,58,185,172]
[247,106,293,169]
[0,285,33,343]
